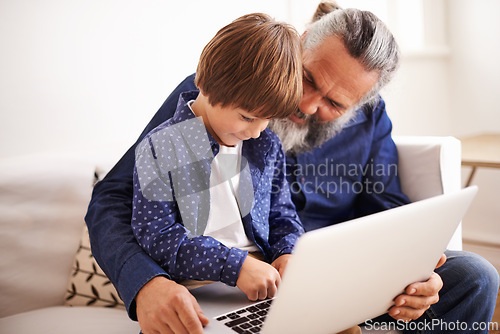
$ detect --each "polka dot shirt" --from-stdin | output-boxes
[132,91,304,286]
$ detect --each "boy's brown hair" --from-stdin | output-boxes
[195,13,302,119]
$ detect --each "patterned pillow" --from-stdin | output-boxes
[64,225,125,309]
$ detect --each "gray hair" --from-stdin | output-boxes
[303,3,400,107]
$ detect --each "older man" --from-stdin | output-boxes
[85,2,499,334]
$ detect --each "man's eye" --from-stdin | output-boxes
[303,72,313,83]
[328,100,346,114]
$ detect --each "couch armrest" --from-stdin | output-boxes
[0,153,96,317]
[394,136,462,250]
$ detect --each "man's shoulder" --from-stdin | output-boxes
[343,95,388,128]
[154,74,198,121]
[313,96,391,151]
[148,92,199,136]
[363,95,389,118]
[172,74,197,95]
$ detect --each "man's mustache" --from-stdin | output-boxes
[294,109,309,120]
[293,109,320,124]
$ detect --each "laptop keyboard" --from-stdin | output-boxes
[215,299,273,333]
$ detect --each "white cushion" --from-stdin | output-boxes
[395,136,461,200]
[0,306,139,334]
[394,136,462,250]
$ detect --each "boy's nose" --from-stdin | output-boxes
[246,125,262,139]
[246,120,269,139]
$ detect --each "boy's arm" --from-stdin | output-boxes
[132,170,249,287]
[270,254,292,277]
[132,130,248,287]
[267,140,305,261]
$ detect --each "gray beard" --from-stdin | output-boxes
[269,109,357,155]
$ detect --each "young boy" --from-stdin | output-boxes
[131,13,304,301]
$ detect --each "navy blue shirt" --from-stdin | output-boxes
[286,99,410,231]
[85,74,409,320]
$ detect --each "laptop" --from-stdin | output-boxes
[190,186,478,334]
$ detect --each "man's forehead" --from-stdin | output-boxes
[303,35,379,109]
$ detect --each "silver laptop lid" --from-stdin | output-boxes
[262,186,477,334]
[191,186,478,334]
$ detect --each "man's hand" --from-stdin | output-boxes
[237,255,281,301]
[388,254,447,321]
[271,254,292,277]
[136,276,209,334]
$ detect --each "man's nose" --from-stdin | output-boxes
[299,87,321,116]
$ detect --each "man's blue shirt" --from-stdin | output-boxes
[285,98,410,231]
[85,74,409,319]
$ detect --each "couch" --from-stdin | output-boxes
[0,136,462,334]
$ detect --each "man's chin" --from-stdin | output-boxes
[269,118,308,154]
[269,118,334,155]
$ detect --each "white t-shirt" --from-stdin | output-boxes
[203,143,258,252]
[186,100,258,251]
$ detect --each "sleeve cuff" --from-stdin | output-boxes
[116,251,170,320]
[220,248,248,287]
[271,247,294,262]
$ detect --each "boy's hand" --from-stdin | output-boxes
[237,255,281,301]
[271,254,292,277]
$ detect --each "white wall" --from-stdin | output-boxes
[2,0,498,153]
[448,0,500,137]
[383,0,500,248]
[382,53,453,136]
[0,0,299,160]
[447,0,500,248]
[1,0,498,245]
[380,0,452,136]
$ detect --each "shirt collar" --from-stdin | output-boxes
[173,91,221,153]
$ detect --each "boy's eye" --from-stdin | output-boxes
[241,115,254,122]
